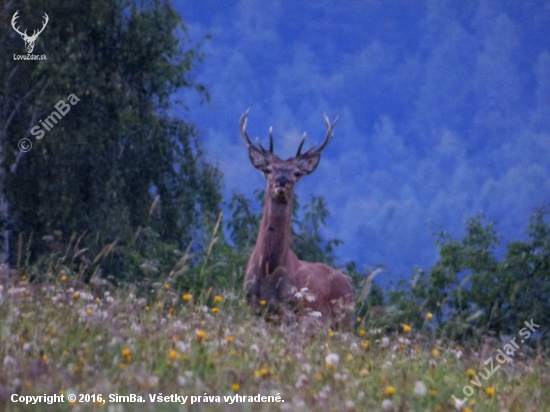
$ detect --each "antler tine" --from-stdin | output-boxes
[296,132,307,156]
[315,113,339,153]
[239,109,253,147]
[11,11,26,36]
[269,127,274,153]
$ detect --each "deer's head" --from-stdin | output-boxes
[11,11,49,54]
[240,110,338,204]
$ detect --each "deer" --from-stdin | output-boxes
[11,11,49,54]
[239,110,354,330]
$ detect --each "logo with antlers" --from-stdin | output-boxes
[11,10,49,54]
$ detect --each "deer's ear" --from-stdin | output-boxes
[298,153,321,175]
[248,146,270,170]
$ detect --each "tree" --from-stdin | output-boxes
[0,0,221,280]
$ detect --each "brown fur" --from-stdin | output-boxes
[240,112,354,330]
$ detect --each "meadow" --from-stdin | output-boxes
[1,274,548,412]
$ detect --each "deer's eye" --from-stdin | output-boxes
[294,171,302,177]
[263,168,271,174]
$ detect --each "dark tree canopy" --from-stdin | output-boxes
[0,0,222,278]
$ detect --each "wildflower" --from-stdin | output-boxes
[145,306,150,311]
[213,295,222,303]
[402,324,412,333]
[260,300,266,306]
[164,284,170,290]
[463,408,473,412]
[73,292,80,299]
[413,381,427,396]
[211,307,219,313]
[232,383,240,391]
[358,329,366,336]
[196,330,206,340]
[486,386,495,397]
[311,311,322,318]
[225,336,234,344]
[381,399,394,411]
[168,307,175,314]
[361,341,370,350]
[357,316,362,323]
[42,355,49,362]
[121,347,132,362]
[467,369,476,378]
[87,308,93,314]
[168,349,178,360]
[425,312,433,320]
[182,294,192,302]
[254,367,269,377]
[431,390,438,397]
[61,275,67,282]
[328,329,335,338]
[325,353,340,367]
[432,348,440,357]
[384,386,395,396]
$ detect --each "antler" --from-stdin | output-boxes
[11,11,25,37]
[239,110,273,154]
[30,13,49,40]
[296,113,339,157]
[11,11,48,40]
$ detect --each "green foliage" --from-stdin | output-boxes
[1,0,222,280]
[386,205,550,348]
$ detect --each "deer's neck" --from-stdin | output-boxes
[253,194,294,273]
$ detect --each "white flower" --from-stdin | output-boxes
[325,353,340,367]
[413,380,427,396]
[177,376,186,387]
[311,311,322,318]
[382,399,394,411]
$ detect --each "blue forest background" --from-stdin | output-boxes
[173,0,550,281]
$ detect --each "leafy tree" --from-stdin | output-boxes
[0,0,221,280]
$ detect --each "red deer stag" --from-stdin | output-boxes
[240,110,354,329]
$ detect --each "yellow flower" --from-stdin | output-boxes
[87,308,93,314]
[486,387,495,397]
[467,369,476,378]
[358,329,366,336]
[432,348,440,357]
[42,355,49,362]
[120,363,126,370]
[402,324,412,333]
[73,292,80,299]
[182,294,192,302]
[425,312,433,320]
[356,316,362,323]
[211,307,219,313]
[232,383,240,391]
[145,306,150,311]
[260,300,266,306]
[384,386,395,396]
[168,349,178,360]
[164,284,170,289]
[61,275,67,281]
[431,390,438,397]
[225,336,234,344]
[254,367,270,378]
[22,275,27,281]
[168,307,175,314]
[121,347,132,361]
[214,295,222,303]
[361,340,370,350]
[463,408,473,412]
[196,330,206,340]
